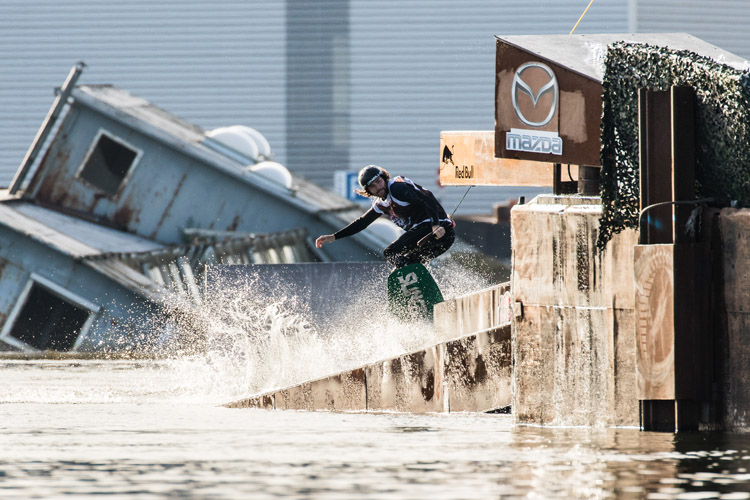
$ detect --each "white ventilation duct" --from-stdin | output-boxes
[204,125,272,162]
[238,126,272,159]
[246,161,293,190]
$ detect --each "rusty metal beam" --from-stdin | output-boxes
[9,62,86,195]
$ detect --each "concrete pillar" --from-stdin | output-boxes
[511,195,639,427]
[715,209,750,431]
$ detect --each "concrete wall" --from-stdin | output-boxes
[434,282,511,341]
[225,324,510,413]
[221,205,750,428]
[501,199,750,431]
[226,282,513,412]
[510,195,639,427]
[715,209,750,431]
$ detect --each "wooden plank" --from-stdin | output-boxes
[439,131,568,187]
[634,244,676,400]
[638,89,675,245]
[634,243,709,401]
[671,87,696,245]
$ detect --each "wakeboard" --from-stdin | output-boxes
[387,263,443,321]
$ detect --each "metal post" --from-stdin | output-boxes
[9,61,86,195]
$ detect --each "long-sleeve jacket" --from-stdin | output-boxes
[334,176,449,240]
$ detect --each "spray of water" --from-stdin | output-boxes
[141,257,493,404]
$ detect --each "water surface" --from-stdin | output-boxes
[2,359,750,499]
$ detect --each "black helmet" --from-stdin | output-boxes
[358,165,383,188]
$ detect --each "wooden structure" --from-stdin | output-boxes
[435,34,745,431]
[439,131,559,187]
[441,35,618,192]
[634,87,711,432]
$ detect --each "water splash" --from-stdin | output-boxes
[149,259,492,404]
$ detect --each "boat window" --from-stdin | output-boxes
[0,275,99,352]
[77,130,140,196]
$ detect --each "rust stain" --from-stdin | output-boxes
[150,172,188,239]
[421,368,435,401]
[390,357,402,377]
[473,354,488,384]
[227,214,240,232]
[113,203,136,230]
[30,145,71,202]
[350,368,366,384]
[35,164,66,204]
[90,191,109,213]
[488,325,512,344]
[0,258,8,280]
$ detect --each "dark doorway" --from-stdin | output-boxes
[11,284,90,351]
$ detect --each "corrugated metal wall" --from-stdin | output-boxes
[2,0,746,215]
[635,0,750,61]
[286,0,349,187]
[1,0,286,187]
[348,0,630,213]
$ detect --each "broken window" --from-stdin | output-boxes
[1,275,98,352]
[78,131,140,196]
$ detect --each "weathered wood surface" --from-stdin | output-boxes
[716,209,750,431]
[634,243,711,404]
[634,244,676,400]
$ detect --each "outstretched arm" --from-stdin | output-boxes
[315,208,380,247]
[315,234,335,248]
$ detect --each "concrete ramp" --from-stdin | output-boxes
[225,282,512,413]
[224,325,510,412]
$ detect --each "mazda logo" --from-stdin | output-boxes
[511,62,558,128]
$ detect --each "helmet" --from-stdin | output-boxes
[358,165,383,188]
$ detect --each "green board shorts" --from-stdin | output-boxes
[387,263,444,321]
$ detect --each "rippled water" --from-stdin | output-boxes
[2,360,750,499]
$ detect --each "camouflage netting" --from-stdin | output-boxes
[598,41,750,249]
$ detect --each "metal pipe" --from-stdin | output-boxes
[9,61,86,195]
[637,197,713,244]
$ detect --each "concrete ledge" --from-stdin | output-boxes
[224,324,511,413]
[434,282,511,341]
